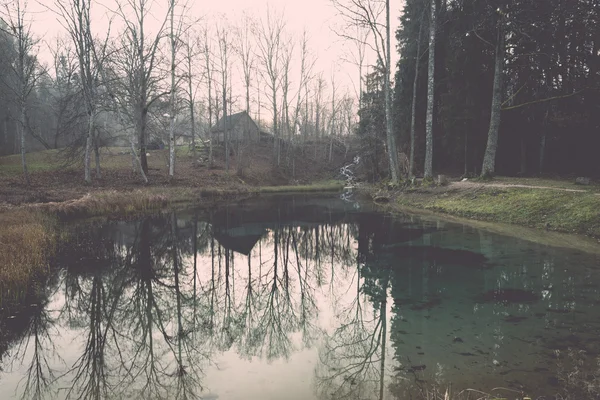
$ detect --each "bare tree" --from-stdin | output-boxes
[52,0,112,183]
[339,26,368,113]
[47,36,84,150]
[0,0,44,185]
[216,22,231,171]
[331,0,400,184]
[424,0,436,180]
[314,72,325,140]
[234,13,256,176]
[182,30,202,165]
[280,36,294,140]
[291,29,315,139]
[201,26,215,167]
[168,0,176,178]
[167,0,192,178]
[255,7,286,166]
[235,12,255,117]
[111,0,170,177]
[328,71,338,163]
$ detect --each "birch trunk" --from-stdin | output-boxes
[424,0,436,180]
[385,0,400,184]
[273,86,279,166]
[409,19,424,178]
[204,36,214,167]
[481,20,504,177]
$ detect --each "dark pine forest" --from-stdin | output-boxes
[359,0,599,179]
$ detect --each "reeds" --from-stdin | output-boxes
[0,210,56,289]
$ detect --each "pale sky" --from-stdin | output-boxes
[26,0,404,113]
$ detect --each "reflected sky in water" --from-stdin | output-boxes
[1,195,599,399]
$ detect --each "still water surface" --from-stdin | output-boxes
[1,195,599,399]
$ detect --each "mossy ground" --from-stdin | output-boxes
[396,185,600,237]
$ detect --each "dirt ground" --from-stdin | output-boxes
[0,141,354,207]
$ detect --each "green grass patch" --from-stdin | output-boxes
[493,176,600,192]
[0,149,63,176]
[398,187,600,237]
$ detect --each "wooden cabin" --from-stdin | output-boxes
[210,111,260,143]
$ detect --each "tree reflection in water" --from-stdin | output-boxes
[2,196,599,399]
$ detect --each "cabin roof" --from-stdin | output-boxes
[210,111,253,133]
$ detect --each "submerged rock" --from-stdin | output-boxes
[410,297,442,311]
[388,246,491,269]
[504,315,528,323]
[575,177,591,185]
[475,288,540,304]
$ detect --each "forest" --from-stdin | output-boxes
[387,0,600,178]
[0,0,599,186]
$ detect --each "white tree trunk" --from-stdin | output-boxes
[424,0,437,179]
[409,19,424,178]
[385,0,400,184]
[481,21,505,177]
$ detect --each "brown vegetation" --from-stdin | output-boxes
[0,210,56,293]
[0,141,352,208]
[0,141,351,289]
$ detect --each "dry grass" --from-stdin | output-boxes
[0,210,57,290]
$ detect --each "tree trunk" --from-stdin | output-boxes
[464,130,468,176]
[190,98,196,164]
[19,106,30,185]
[208,65,213,167]
[130,139,148,183]
[520,137,527,175]
[84,113,94,184]
[424,0,436,180]
[139,105,149,175]
[2,118,7,153]
[481,20,504,178]
[168,0,176,179]
[272,86,279,166]
[224,73,229,172]
[94,133,101,179]
[409,18,424,178]
[385,0,400,184]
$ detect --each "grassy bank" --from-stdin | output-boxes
[0,210,57,292]
[394,185,600,238]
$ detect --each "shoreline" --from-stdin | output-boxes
[0,182,344,290]
[356,181,600,252]
[3,179,600,291]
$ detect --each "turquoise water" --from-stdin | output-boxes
[1,195,599,399]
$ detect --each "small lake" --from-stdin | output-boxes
[1,195,599,399]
